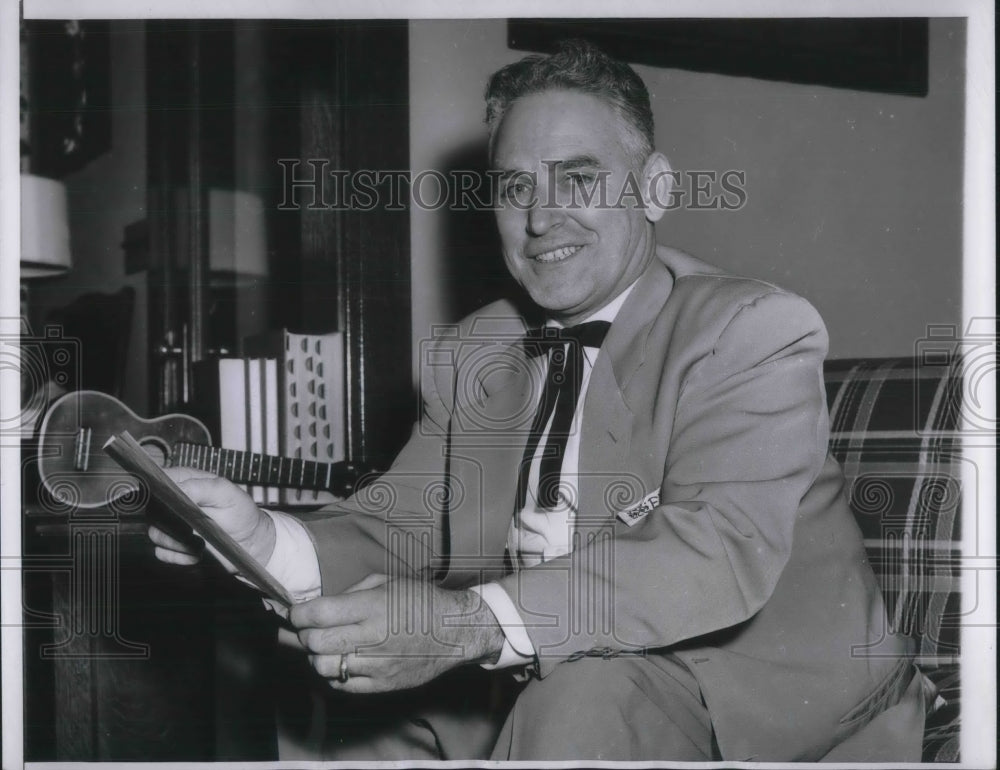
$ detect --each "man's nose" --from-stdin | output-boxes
[526,199,563,236]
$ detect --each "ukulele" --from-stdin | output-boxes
[37,390,367,509]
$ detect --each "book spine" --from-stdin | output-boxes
[246,358,264,503]
[279,331,344,506]
[263,358,280,504]
[217,358,249,494]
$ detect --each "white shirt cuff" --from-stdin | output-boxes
[469,582,535,669]
[246,510,322,604]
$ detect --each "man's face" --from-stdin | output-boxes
[491,89,657,325]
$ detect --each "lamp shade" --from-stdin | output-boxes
[208,188,268,278]
[21,173,72,278]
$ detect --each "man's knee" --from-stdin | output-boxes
[500,654,714,761]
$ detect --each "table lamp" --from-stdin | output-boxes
[17,173,73,432]
[21,173,72,280]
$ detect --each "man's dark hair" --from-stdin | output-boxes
[484,38,655,168]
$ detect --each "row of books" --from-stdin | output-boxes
[196,330,345,506]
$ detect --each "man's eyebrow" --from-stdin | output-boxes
[492,156,604,178]
[557,155,603,170]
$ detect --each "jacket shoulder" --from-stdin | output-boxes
[418,299,531,411]
[423,298,531,359]
[658,246,824,330]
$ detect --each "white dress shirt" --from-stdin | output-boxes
[258,283,636,670]
[469,284,633,668]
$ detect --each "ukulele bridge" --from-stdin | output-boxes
[73,426,92,471]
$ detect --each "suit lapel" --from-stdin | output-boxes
[577,353,633,521]
[578,255,675,520]
[444,321,536,586]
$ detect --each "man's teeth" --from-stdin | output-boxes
[535,246,581,263]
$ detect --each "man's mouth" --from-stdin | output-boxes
[532,245,583,264]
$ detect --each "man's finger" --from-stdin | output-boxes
[153,545,201,566]
[311,654,380,694]
[148,524,198,554]
[289,593,373,629]
[310,653,350,679]
[344,573,390,593]
[169,475,242,508]
[296,622,371,655]
[277,626,305,650]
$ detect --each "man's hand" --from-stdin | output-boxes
[282,576,506,693]
[147,466,275,569]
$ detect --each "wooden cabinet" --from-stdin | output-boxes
[23,505,279,761]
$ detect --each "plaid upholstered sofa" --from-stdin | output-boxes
[824,357,963,762]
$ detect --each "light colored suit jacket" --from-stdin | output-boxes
[299,247,924,760]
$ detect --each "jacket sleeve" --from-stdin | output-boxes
[496,290,832,676]
[295,340,455,596]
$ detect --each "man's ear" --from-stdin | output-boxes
[641,152,673,223]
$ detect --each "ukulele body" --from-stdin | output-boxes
[38,390,211,509]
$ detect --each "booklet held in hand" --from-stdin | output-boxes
[103,430,293,608]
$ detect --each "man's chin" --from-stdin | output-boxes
[530,298,592,325]
[527,292,577,315]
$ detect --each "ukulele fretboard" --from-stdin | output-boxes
[171,442,333,492]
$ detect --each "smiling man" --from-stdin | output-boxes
[150,39,933,761]
[491,87,668,324]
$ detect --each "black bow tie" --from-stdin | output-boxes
[522,321,613,358]
[516,320,612,511]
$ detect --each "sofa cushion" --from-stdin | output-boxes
[824,357,963,762]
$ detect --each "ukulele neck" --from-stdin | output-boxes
[170,442,332,492]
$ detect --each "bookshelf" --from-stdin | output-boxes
[146,20,413,476]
